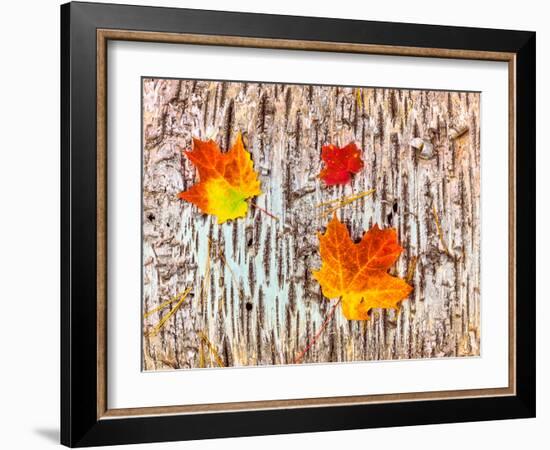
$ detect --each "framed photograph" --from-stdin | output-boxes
[61,1,535,447]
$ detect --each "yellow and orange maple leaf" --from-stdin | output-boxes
[178,134,262,223]
[312,215,413,320]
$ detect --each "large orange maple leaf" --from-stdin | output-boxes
[178,134,262,224]
[312,215,413,320]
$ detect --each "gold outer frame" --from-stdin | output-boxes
[96,29,516,420]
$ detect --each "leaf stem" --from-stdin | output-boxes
[250,201,279,221]
[294,299,341,364]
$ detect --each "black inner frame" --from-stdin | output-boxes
[61,2,535,447]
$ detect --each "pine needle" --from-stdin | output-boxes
[356,88,363,111]
[317,189,375,219]
[199,331,225,367]
[316,189,375,208]
[144,291,182,319]
[218,249,236,283]
[199,340,206,368]
[208,239,239,316]
[214,241,241,297]
[145,286,192,337]
[406,256,418,283]
[198,239,213,310]
[432,204,451,256]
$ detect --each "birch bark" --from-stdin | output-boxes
[142,79,480,370]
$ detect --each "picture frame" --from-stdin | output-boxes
[61,1,535,447]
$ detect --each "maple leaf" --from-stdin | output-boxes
[319,142,364,185]
[312,215,412,320]
[178,134,262,223]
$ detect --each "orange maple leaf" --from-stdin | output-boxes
[178,134,262,223]
[312,215,412,320]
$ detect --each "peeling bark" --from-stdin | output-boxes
[142,79,481,370]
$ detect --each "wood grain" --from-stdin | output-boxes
[141,79,480,370]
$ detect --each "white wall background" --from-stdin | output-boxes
[0,0,545,448]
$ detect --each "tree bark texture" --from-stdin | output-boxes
[142,78,480,370]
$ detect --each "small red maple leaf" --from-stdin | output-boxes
[319,142,364,185]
